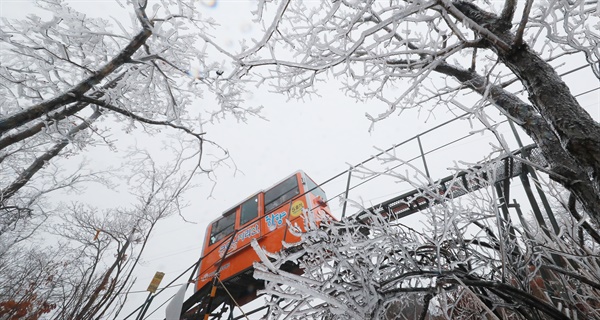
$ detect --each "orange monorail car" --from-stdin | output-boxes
[182,171,335,318]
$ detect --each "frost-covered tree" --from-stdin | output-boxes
[0,0,249,317]
[253,161,600,319]
[235,0,600,224]
[0,0,249,233]
[0,145,199,320]
[234,1,600,318]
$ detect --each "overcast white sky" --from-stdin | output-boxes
[1,0,598,319]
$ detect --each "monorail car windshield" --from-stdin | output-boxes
[186,171,334,317]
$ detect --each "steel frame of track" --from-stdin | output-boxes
[180,144,554,319]
[353,144,547,223]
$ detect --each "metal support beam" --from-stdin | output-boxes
[417,136,431,179]
[341,167,353,218]
[519,170,551,238]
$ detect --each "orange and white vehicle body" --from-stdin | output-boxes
[195,171,334,300]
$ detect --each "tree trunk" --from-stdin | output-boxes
[450,1,600,223]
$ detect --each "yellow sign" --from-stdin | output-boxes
[147,271,165,293]
[290,200,304,217]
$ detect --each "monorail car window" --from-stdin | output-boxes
[240,195,258,225]
[209,210,236,245]
[302,172,326,201]
[264,175,299,212]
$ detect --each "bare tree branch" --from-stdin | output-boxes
[514,0,534,47]
[500,0,517,24]
[78,96,205,140]
[0,29,151,134]
[1,109,101,203]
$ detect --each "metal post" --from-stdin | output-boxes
[529,167,561,235]
[507,118,525,149]
[519,170,551,238]
[341,167,352,218]
[417,136,431,179]
[510,199,533,238]
[509,116,560,234]
[495,183,518,244]
[136,292,153,320]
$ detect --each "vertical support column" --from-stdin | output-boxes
[520,169,566,269]
[519,169,551,238]
[527,166,560,235]
[495,183,513,230]
[510,199,532,238]
[417,136,431,179]
[135,292,153,320]
[494,180,522,284]
[509,118,560,235]
[341,167,352,219]
[508,118,525,149]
